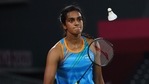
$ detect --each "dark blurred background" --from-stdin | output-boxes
[0,0,149,84]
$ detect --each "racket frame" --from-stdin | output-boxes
[87,37,114,67]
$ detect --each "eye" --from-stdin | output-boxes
[68,18,74,23]
[77,17,83,22]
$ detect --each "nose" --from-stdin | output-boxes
[74,20,79,26]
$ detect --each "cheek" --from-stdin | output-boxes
[81,21,84,26]
[63,24,70,30]
[63,24,72,31]
[66,23,73,28]
[81,22,84,28]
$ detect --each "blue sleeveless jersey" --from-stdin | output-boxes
[55,36,94,84]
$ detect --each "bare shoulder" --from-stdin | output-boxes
[47,41,63,62]
[85,37,96,53]
[85,37,94,45]
[49,42,62,53]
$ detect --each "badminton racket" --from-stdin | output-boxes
[75,37,114,84]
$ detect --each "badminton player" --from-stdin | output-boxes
[43,4,105,84]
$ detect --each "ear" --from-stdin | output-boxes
[62,24,67,30]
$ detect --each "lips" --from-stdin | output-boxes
[75,27,81,29]
[73,27,82,33]
[74,27,81,29]
[74,27,82,31]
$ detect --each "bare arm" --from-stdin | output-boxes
[87,38,105,84]
[43,43,62,84]
[94,65,105,84]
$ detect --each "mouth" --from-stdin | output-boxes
[74,27,82,33]
[74,27,81,29]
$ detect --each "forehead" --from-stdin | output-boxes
[66,11,82,18]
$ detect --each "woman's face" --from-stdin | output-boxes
[63,11,83,36]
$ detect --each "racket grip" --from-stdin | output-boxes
[75,81,79,84]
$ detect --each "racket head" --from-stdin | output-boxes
[87,37,114,66]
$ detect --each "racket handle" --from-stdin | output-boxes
[75,81,79,84]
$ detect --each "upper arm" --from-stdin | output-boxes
[43,43,62,84]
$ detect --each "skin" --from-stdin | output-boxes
[43,10,105,84]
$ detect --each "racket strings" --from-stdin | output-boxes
[93,39,113,66]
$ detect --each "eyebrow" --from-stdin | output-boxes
[67,16,82,19]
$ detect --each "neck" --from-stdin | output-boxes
[65,34,82,44]
[65,35,83,51]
